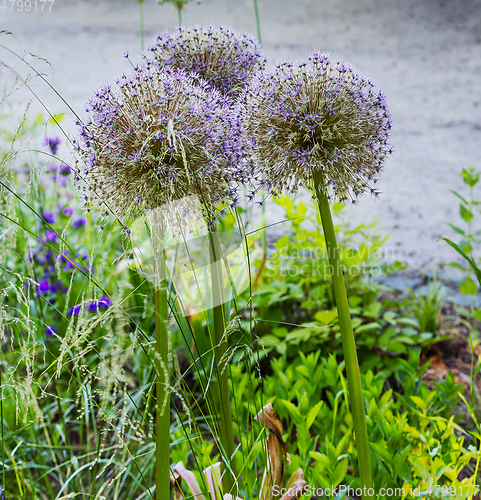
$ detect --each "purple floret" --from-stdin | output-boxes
[60,164,71,176]
[45,137,61,155]
[73,217,87,229]
[42,211,56,224]
[46,325,58,337]
[68,304,81,317]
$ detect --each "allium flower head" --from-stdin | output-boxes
[145,25,266,97]
[241,52,392,202]
[76,65,243,223]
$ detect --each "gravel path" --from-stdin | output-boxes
[2,0,481,270]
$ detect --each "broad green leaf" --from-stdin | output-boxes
[460,204,473,222]
[460,277,478,295]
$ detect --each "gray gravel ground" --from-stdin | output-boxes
[2,0,481,270]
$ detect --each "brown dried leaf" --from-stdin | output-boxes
[171,462,206,500]
[255,403,289,500]
[279,468,308,500]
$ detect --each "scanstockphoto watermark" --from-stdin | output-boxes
[265,245,396,279]
[1,0,54,11]
[272,484,481,498]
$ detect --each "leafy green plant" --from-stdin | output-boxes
[230,349,477,499]
[443,167,481,335]
[407,271,447,335]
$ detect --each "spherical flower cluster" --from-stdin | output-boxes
[145,25,266,97]
[75,65,244,223]
[240,52,392,202]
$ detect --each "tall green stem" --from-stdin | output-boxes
[253,0,262,45]
[313,171,373,499]
[177,5,182,25]
[139,0,145,50]
[208,227,237,494]
[152,221,170,500]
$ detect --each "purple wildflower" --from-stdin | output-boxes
[88,296,112,312]
[68,304,81,317]
[46,325,58,337]
[46,229,57,242]
[145,25,266,97]
[38,279,50,295]
[62,207,74,217]
[45,137,61,155]
[42,211,56,224]
[241,52,392,203]
[60,164,71,176]
[75,66,242,222]
[73,217,87,229]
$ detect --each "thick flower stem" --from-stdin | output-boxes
[208,227,237,494]
[152,222,170,500]
[313,171,373,499]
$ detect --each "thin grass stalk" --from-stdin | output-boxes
[152,221,170,500]
[208,226,237,494]
[312,171,373,499]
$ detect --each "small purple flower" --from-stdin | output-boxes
[39,279,50,294]
[46,230,57,242]
[60,164,71,176]
[73,217,87,229]
[45,137,61,155]
[62,207,74,217]
[46,325,58,337]
[42,211,56,224]
[68,304,81,317]
[88,296,111,312]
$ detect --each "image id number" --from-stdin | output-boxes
[1,0,55,11]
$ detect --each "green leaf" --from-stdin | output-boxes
[315,310,338,325]
[460,277,478,295]
[460,204,474,222]
[449,189,468,205]
[442,238,481,288]
[332,457,348,487]
[281,400,304,427]
[306,401,323,430]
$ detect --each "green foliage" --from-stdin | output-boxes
[407,271,447,334]
[250,196,442,365]
[231,349,477,499]
[444,166,481,335]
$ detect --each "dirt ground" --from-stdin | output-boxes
[2,0,481,270]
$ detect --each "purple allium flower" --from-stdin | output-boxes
[60,164,71,176]
[42,211,56,224]
[145,25,266,97]
[68,304,81,317]
[241,52,392,203]
[45,137,61,155]
[75,66,242,222]
[46,325,57,337]
[73,217,87,229]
